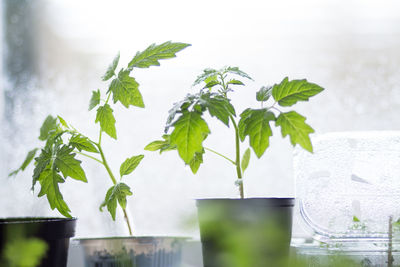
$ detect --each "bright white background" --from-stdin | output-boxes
[1,0,400,238]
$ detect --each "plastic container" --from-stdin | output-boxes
[293,132,400,265]
[78,236,186,267]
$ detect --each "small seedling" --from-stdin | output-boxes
[146,67,324,198]
[10,41,190,235]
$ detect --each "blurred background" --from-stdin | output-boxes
[0,0,400,239]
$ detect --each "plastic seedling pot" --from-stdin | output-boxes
[0,217,76,267]
[77,236,186,267]
[196,198,294,267]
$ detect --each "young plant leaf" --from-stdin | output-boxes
[170,111,210,164]
[32,148,52,189]
[227,79,245,86]
[100,183,133,220]
[145,135,177,153]
[89,90,101,111]
[272,77,324,107]
[39,115,57,141]
[120,155,144,178]
[203,80,220,89]
[275,111,314,152]
[189,149,204,174]
[144,140,167,151]
[128,41,191,69]
[239,109,276,158]
[96,104,117,139]
[54,145,87,182]
[256,86,272,102]
[241,148,251,174]
[109,70,144,108]
[37,168,71,218]
[224,67,253,81]
[9,148,39,177]
[164,94,199,133]
[102,52,120,81]
[199,93,235,126]
[69,134,98,153]
[57,116,69,129]
[193,68,218,86]
[238,108,253,141]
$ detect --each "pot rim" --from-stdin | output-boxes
[196,197,295,207]
[0,217,77,224]
[75,235,190,242]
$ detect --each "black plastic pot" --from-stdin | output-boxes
[196,198,295,267]
[0,217,76,267]
[78,236,186,267]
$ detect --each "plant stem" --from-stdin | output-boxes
[388,216,394,267]
[204,147,236,165]
[75,151,103,165]
[123,208,133,235]
[97,144,117,185]
[230,115,244,199]
[96,143,134,235]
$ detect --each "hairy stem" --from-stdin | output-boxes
[204,147,236,165]
[230,115,244,198]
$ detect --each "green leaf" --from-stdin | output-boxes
[199,93,235,126]
[102,52,120,81]
[272,77,324,107]
[109,70,144,108]
[238,108,253,141]
[353,216,360,222]
[227,79,245,86]
[128,41,191,69]
[9,148,38,177]
[96,104,117,139]
[145,140,167,151]
[37,168,71,217]
[32,148,52,189]
[164,94,199,133]
[100,183,133,220]
[239,109,276,158]
[241,148,251,174]
[189,149,204,174]
[4,238,48,267]
[203,80,220,89]
[193,68,218,86]
[39,115,57,141]
[275,111,314,152]
[69,134,98,153]
[89,90,101,111]
[145,135,177,153]
[54,145,87,182]
[224,66,253,80]
[170,111,210,164]
[256,86,272,102]
[120,155,144,178]
[57,116,69,129]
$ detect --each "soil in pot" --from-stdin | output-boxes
[0,217,76,267]
[196,198,294,267]
[78,236,186,267]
